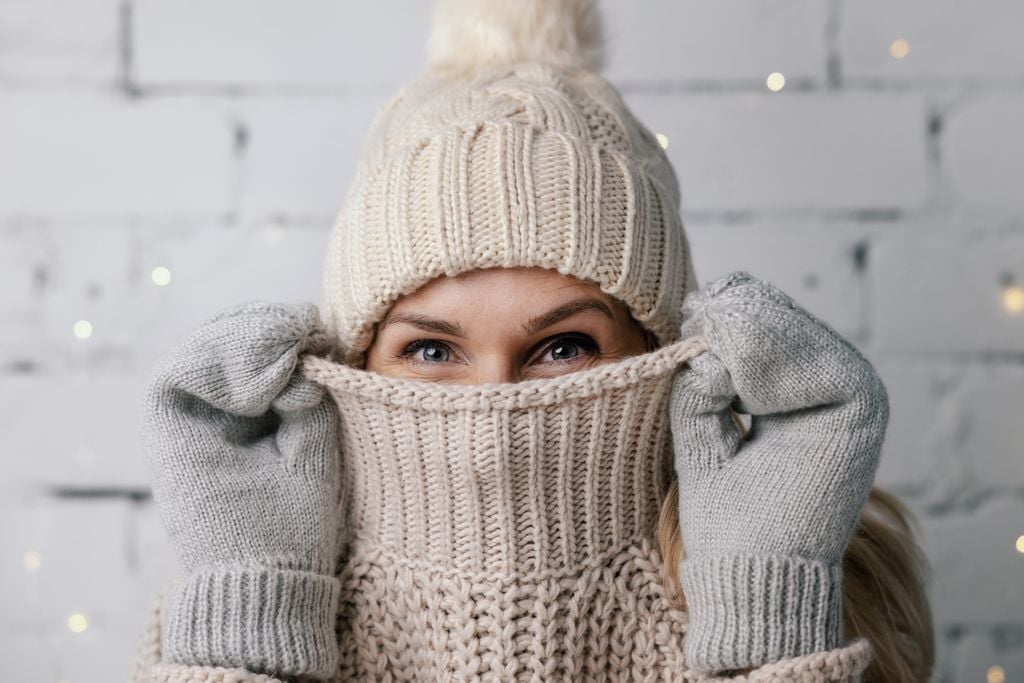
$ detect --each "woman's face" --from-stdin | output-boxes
[364,267,654,384]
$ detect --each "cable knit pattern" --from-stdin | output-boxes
[128,552,872,682]
[307,333,708,680]
[128,334,873,681]
[128,335,695,680]
[127,1,882,679]
[331,536,690,680]
[128,580,871,682]
[321,59,699,366]
[305,334,711,576]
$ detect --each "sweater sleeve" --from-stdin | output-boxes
[147,663,290,683]
[683,637,873,682]
[127,580,302,683]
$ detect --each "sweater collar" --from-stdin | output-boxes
[299,335,708,576]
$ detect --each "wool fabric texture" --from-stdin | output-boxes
[139,302,345,679]
[309,332,705,680]
[320,0,698,368]
[130,0,886,678]
[667,272,890,672]
[128,325,874,681]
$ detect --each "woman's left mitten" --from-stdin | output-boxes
[668,271,889,673]
[141,301,343,679]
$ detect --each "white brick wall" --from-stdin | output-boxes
[840,0,1024,82]
[683,219,875,339]
[132,0,430,89]
[2,1,1022,680]
[0,92,234,215]
[946,95,1024,212]
[602,0,829,84]
[0,0,123,84]
[875,228,1024,352]
[234,94,389,219]
[625,92,930,211]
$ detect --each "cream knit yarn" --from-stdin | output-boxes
[321,0,698,367]
[127,333,874,682]
[302,334,708,679]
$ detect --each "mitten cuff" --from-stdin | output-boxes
[162,566,341,680]
[678,553,844,672]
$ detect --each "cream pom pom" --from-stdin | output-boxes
[426,0,606,75]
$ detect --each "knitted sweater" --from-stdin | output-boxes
[127,335,873,682]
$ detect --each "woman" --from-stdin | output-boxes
[129,1,934,681]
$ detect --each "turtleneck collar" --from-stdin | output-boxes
[298,334,709,577]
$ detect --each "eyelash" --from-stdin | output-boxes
[398,334,600,367]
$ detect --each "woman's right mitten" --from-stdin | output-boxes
[141,301,343,680]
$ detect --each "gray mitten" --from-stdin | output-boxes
[668,271,889,672]
[141,301,342,679]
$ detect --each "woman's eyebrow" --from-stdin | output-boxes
[522,298,615,335]
[378,298,615,338]
[378,313,467,337]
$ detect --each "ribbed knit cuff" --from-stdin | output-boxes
[162,566,341,680]
[678,554,844,673]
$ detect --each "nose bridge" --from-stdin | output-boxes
[472,352,520,385]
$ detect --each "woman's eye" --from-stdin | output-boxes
[537,335,599,364]
[400,339,453,364]
[398,335,600,367]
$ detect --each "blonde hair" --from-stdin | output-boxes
[655,398,937,682]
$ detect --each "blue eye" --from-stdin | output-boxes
[401,340,452,363]
[397,334,600,368]
[541,336,597,363]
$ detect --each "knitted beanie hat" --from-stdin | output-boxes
[322,0,698,367]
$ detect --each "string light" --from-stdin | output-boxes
[23,550,42,572]
[1002,284,1024,314]
[1015,534,1024,553]
[987,665,1005,683]
[72,320,92,339]
[655,133,669,150]
[889,39,910,59]
[67,613,88,633]
[765,72,785,92]
[151,266,172,286]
